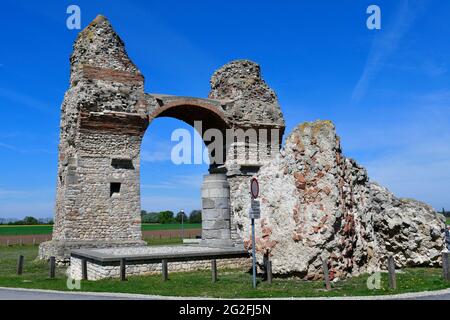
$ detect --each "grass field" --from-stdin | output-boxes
[447,217,450,225]
[0,245,449,298]
[0,225,53,236]
[0,224,201,236]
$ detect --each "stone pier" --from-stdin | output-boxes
[201,174,234,247]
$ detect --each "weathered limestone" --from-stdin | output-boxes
[40,16,148,262]
[232,120,446,279]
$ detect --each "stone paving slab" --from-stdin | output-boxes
[71,245,249,263]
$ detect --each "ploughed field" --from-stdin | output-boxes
[0,224,202,245]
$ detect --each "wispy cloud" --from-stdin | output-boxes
[141,150,172,163]
[0,188,54,219]
[341,90,450,209]
[422,60,447,77]
[141,141,174,163]
[351,1,424,104]
[0,188,54,200]
[0,141,56,154]
[365,139,450,210]
[0,201,54,219]
[0,87,53,113]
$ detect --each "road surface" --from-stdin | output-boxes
[0,287,156,300]
[0,287,449,300]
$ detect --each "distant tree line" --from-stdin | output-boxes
[0,217,54,225]
[441,208,450,217]
[0,211,202,226]
[141,210,202,224]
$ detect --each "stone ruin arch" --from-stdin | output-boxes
[39,15,445,280]
[39,15,285,261]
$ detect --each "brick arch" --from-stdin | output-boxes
[146,97,231,168]
[148,98,230,134]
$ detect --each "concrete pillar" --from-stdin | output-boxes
[201,174,233,247]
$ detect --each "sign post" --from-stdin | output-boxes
[250,178,260,289]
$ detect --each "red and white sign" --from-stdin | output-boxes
[250,178,259,199]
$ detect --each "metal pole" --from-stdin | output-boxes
[251,217,256,289]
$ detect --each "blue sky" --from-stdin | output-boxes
[0,0,449,219]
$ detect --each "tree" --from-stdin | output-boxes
[23,216,39,225]
[189,210,202,224]
[158,211,174,224]
[141,211,160,224]
[175,211,188,224]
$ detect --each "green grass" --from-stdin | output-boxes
[446,217,450,225]
[0,224,201,236]
[0,245,449,298]
[0,225,53,236]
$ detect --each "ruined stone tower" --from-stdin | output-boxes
[39,16,285,261]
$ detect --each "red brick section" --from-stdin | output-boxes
[79,112,149,136]
[149,98,229,127]
[82,65,144,85]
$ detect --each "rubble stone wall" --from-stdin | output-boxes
[232,120,446,279]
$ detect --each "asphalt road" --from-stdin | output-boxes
[0,288,154,300]
[1,287,450,300]
[401,292,450,300]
